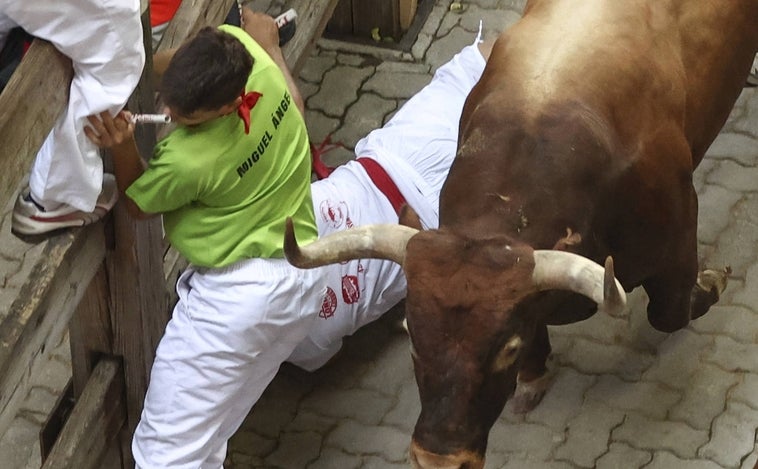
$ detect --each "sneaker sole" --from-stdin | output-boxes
[11,207,108,235]
[11,174,118,236]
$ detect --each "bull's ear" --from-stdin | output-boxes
[399,204,423,230]
[552,227,582,250]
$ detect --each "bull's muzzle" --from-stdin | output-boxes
[409,440,484,469]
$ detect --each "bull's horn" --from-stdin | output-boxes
[532,251,627,314]
[284,218,419,268]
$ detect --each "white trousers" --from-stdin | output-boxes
[356,39,487,229]
[0,0,144,211]
[132,39,487,469]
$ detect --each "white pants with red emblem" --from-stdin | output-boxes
[0,0,144,211]
[288,37,488,369]
[132,38,486,469]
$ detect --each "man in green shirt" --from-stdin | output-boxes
[90,18,317,267]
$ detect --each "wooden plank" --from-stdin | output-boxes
[41,358,126,469]
[106,208,167,450]
[0,224,105,438]
[399,0,419,31]
[283,0,342,74]
[155,0,338,74]
[0,39,72,209]
[156,0,236,52]
[69,265,113,397]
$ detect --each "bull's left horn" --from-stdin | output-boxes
[284,218,419,268]
[532,251,627,314]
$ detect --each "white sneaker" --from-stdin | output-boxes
[275,8,297,46]
[11,174,119,235]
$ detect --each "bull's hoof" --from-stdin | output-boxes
[687,266,731,323]
[696,266,731,296]
[508,372,553,414]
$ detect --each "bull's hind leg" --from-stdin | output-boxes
[644,265,729,333]
[690,267,731,319]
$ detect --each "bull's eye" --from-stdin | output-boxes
[492,336,522,371]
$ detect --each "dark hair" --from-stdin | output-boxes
[161,27,253,116]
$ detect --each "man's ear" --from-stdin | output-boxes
[219,97,242,116]
[399,204,423,230]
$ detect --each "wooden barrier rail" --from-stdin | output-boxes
[0,0,338,466]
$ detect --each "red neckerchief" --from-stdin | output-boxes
[237,91,263,134]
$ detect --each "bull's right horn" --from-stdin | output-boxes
[283,218,418,268]
[532,251,627,314]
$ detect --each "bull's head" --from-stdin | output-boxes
[284,219,625,468]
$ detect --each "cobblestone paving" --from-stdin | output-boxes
[2,1,757,468]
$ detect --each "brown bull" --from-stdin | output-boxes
[284,0,757,467]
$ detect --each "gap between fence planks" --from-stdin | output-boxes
[40,358,126,469]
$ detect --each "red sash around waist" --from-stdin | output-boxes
[355,157,407,215]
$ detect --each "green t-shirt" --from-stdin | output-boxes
[126,25,317,268]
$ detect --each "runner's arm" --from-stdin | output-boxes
[84,111,158,220]
[239,8,305,115]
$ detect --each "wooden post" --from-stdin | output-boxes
[102,8,168,468]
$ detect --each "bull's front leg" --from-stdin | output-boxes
[508,293,597,414]
[509,323,553,414]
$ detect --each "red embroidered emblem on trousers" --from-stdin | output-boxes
[341,275,360,304]
[320,287,337,319]
[320,200,351,229]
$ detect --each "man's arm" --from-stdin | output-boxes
[239,8,305,115]
[84,111,157,220]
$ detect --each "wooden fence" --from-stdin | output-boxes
[0,0,338,466]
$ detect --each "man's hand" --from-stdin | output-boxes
[84,111,135,149]
[83,110,154,220]
[241,8,280,54]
